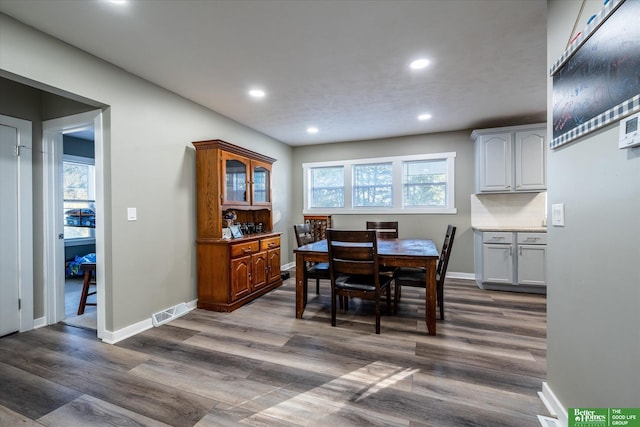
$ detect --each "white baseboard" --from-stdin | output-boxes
[100,317,153,344]
[539,382,567,427]
[282,262,295,271]
[33,316,47,329]
[101,298,198,345]
[446,271,475,280]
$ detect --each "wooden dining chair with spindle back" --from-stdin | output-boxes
[393,224,456,320]
[327,229,393,334]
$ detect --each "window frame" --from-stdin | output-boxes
[303,152,456,215]
[63,154,96,245]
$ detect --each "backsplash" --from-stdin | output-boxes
[470,192,547,228]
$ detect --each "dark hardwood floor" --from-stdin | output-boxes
[0,276,549,426]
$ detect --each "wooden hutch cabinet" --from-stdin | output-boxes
[193,139,282,312]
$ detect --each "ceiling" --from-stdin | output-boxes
[0,0,547,146]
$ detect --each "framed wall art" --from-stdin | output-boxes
[550,0,640,149]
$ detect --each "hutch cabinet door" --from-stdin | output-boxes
[251,251,268,291]
[221,151,250,206]
[267,248,281,284]
[230,255,252,300]
[251,160,272,206]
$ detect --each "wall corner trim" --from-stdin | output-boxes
[539,382,568,427]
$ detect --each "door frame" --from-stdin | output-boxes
[0,114,34,332]
[43,110,106,339]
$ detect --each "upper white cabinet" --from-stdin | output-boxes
[472,124,546,193]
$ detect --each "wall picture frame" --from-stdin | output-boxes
[229,224,243,239]
[550,0,640,149]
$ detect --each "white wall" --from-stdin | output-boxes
[546,0,640,414]
[0,14,293,333]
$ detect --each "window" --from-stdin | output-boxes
[353,163,392,207]
[403,159,447,207]
[63,155,96,242]
[310,166,344,208]
[303,152,455,214]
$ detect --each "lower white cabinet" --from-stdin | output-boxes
[517,233,547,286]
[476,231,546,290]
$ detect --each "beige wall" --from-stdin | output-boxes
[0,78,98,317]
[291,130,476,275]
[547,0,640,411]
[1,14,293,333]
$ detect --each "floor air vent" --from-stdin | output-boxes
[152,302,189,327]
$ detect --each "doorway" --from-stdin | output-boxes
[43,110,106,339]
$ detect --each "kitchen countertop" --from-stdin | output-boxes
[472,226,547,232]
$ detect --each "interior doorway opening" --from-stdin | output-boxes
[43,110,106,339]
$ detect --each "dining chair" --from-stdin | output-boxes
[393,224,456,320]
[365,221,399,276]
[365,221,399,239]
[293,223,330,295]
[327,229,393,334]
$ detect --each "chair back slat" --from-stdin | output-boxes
[366,221,399,239]
[294,223,314,247]
[436,225,456,283]
[327,229,378,276]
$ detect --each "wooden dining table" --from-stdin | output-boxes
[294,238,440,335]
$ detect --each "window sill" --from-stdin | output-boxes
[303,208,457,215]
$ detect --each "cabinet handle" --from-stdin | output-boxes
[509,246,513,256]
[519,246,523,256]
[243,247,252,253]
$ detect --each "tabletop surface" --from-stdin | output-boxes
[294,238,439,258]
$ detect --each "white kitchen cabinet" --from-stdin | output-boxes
[483,244,514,283]
[516,233,547,286]
[481,232,514,284]
[472,124,546,193]
[475,231,546,291]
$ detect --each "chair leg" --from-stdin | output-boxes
[77,269,92,315]
[393,283,401,314]
[438,283,444,320]
[331,289,337,327]
[316,278,320,295]
[386,284,391,313]
[375,299,381,334]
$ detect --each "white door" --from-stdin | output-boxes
[0,123,20,336]
[1,115,34,335]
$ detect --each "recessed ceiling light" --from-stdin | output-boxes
[248,89,266,98]
[418,113,432,121]
[410,58,430,70]
[109,0,128,4]
[307,127,319,134]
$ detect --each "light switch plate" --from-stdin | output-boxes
[127,207,137,221]
[551,203,564,226]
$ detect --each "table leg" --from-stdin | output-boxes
[425,258,437,335]
[295,252,306,318]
